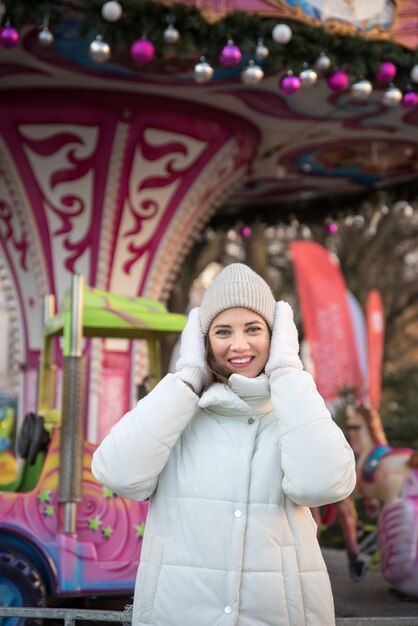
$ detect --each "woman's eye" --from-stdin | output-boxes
[248,326,262,333]
[215,329,230,336]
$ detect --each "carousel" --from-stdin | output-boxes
[1,0,418,614]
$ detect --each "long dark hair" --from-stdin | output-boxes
[203,336,231,392]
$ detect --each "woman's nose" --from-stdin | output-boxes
[230,332,249,351]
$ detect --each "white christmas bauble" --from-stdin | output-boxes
[315,51,331,72]
[255,39,269,61]
[38,26,53,47]
[194,57,214,84]
[410,64,418,84]
[272,23,292,45]
[163,24,180,44]
[101,1,122,22]
[350,78,372,100]
[382,84,402,107]
[299,66,317,88]
[89,35,111,63]
[241,60,264,85]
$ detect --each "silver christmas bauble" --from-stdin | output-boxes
[241,60,264,85]
[382,84,402,107]
[299,66,317,88]
[38,26,53,47]
[410,64,418,84]
[101,1,123,22]
[350,78,373,100]
[89,35,111,63]
[163,24,180,44]
[314,51,331,72]
[255,39,269,61]
[193,57,214,84]
[272,23,292,44]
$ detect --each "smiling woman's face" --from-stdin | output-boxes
[208,308,270,379]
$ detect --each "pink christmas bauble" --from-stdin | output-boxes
[0,25,19,49]
[240,226,252,238]
[375,61,397,83]
[325,222,338,235]
[130,38,155,64]
[280,74,301,95]
[401,91,418,109]
[327,70,349,93]
[219,41,242,68]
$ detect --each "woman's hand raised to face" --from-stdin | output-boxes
[175,307,208,394]
[265,301,304,381]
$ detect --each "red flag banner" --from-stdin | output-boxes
[366,289,385,411]
[290,241,363,403]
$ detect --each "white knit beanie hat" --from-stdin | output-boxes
[200,263,276,334]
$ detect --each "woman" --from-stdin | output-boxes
[92,263,356,626]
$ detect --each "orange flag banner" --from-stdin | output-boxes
[366,289,385,410]
[290,241,363,404]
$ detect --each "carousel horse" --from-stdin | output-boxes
[345,404,418,504]
[345,403,418,597]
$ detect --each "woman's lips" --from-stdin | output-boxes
[228,356,254,368]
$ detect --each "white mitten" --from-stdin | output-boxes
[265,301,303,381]
[175,307,208,394]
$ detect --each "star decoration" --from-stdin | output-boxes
[43,505,55,517]
[88,516,103,530]
[102,526,114,538]
[135,523,145,538]
[38,490,52,503]
[103,486,116,499]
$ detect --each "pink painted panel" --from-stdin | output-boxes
[98,351,132,443]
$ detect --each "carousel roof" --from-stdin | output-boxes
[1,0,418,221]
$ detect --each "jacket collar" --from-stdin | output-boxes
[198,373,272,418]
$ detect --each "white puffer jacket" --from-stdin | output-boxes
[92,370,356,626]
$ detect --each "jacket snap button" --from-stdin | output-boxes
[224,606,232,614]
[248,417,255,424]
[234,509,242,518]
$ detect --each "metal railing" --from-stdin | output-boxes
[0,608,129,626]
[1,607,418,626]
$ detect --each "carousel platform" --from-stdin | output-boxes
[323,547,418,620]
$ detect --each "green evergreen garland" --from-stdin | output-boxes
[4,0,418,87]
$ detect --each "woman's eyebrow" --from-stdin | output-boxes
[213,320,262,329]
